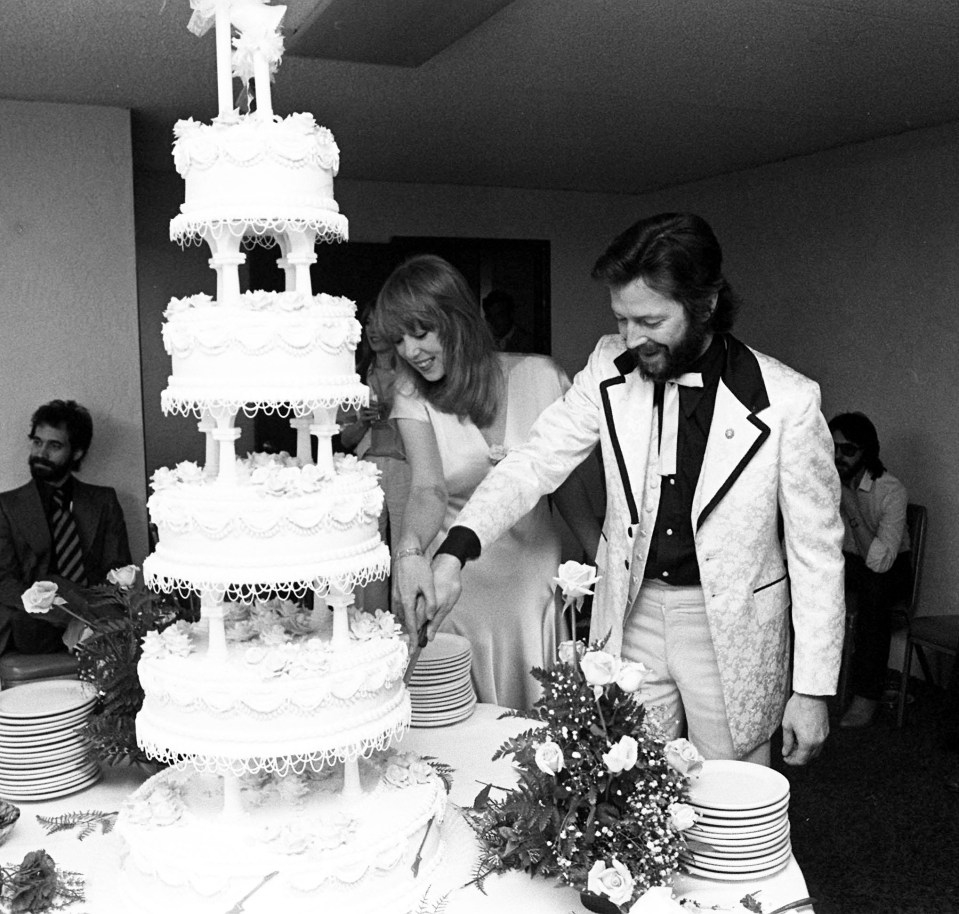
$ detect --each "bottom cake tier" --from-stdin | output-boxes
[117,753,448,914]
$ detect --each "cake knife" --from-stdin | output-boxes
[403,620,430,684]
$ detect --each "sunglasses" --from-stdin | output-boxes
[834,442,861,458]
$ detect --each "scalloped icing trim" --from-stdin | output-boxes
[137,715,410,776]
[170,214,348,246]
[173,114,341,175]
[143,547,390,600]
[163,323,361,358]
[160,388,369,418]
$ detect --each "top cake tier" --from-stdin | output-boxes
[170,113,349,244]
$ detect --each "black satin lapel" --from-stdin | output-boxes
[600,375,639,526]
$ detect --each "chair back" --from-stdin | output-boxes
[900,503,928,623]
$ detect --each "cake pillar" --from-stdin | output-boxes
[290,416,314,465]
[214,1,234,119]
[341,758,362,802]
[275,234,294,290]
[282,229,317,294]
[327,589,354,651]
[198,412,218,478]
[201,588,228,661]
[221,773,244,822]
[311,407,339,475]
[203,228,245,306]
[253,52,274,119]
[212,413,241,483]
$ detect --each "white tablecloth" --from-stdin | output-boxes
[0,704,813,913]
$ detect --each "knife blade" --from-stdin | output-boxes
[403,619,430,684]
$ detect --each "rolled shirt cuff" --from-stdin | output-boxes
[434,525,482,567]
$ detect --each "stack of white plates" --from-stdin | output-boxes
[0,681,100,801]
[407,633,476,728]
[681,760,791,881]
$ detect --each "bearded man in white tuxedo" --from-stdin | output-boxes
[414,212,845,766]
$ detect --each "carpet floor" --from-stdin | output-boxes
[769,678,959,914]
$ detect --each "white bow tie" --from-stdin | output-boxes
[658,372,703,476]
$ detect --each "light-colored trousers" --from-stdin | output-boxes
[622,579,770,765]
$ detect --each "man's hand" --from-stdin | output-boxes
[428,554,463,640]
[781,692,829,765]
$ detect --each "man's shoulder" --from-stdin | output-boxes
[746,344,821,398]
[0,481,36,506]
[72,479,121,502]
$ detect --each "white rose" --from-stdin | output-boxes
[667,802,697,832]
[615,660,650,693]
[150,466,177,490]
[587,858,635,907]
[553,561,601,600]
[663,738,705,779]
[107,564,139,590]
[602,735,638,774]
[580,650,620,686]
[140,630,166,660]
[349,611,378,641]
[534,740,565,776]
[384,763,414,789]
[557,640,586,664]
[21,581,65,614]
[627,886,685,913]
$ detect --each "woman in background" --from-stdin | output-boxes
[339,303,410,612]
[373,255,600,709]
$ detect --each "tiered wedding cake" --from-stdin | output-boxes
[116,4,449,912]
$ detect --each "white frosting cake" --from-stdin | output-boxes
[118,756,448,914]
[143,453,389,598]
[136,603,410,774]
[170,113,349,244]
[121,7,452,912]
[161,291,368,415]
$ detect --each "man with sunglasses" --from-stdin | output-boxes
[829,412,911,728]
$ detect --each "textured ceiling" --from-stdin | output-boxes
[3,0,959,194]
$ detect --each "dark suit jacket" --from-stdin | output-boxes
[0,478,132,653]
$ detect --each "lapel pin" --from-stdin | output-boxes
[725,428,735,438]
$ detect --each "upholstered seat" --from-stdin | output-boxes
[0,651,79,689]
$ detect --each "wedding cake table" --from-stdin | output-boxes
[0,704,813,914]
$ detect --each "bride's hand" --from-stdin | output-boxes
[429,554,463,640]
[393,552,435,638]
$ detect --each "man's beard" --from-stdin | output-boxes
[29,457,71,485]
[836,459,863,484]
[629,315,710,382]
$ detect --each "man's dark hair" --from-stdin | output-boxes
[828,411,885,478]
[29,400,93,470]
[591,212,739,332]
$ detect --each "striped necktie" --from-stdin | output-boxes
[51,489,87,585]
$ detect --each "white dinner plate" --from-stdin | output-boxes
[691,794,789,820]
[0,681,97,719]
[0,768,101,802]
[682,844,791,874]
[687,759,789,811]
[687,818,789,840]
[685,822,790,850]
[684,834,791,864]
[0,744,93,768]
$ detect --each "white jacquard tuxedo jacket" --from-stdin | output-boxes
[454,333,846,755]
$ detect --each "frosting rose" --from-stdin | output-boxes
[534,740,565,776]
[602,735,638,774]
[553,561,601,600]
[663,738,705,779]
[21,581,65,614]
[384,762,414,789]
[107,564,139,590]
[580,650,620,686]
[667,802,697,832]
[174,460,204,484]
[587,858,635,907]
[615,660,650,693]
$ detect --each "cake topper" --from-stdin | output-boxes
[187,0,287,120]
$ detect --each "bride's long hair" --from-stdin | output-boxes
[372,255,501,427]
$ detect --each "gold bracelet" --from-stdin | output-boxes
[395,547,424,560]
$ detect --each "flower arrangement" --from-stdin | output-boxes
[0,849,84,913]
[21,569,193,766]
[465,563,703,914]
